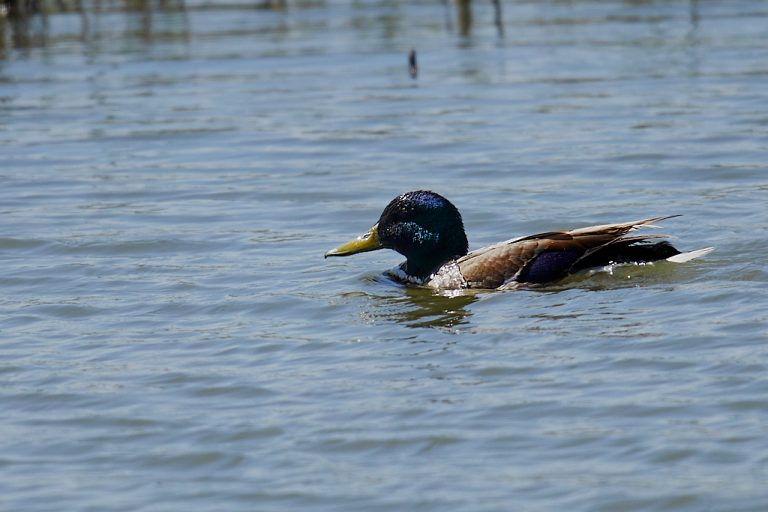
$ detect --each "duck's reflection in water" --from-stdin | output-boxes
[355,260,684,330]
[359,276,480,329]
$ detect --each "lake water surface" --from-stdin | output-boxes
[2,1,768,510]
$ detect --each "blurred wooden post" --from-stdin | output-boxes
[455,0,471,36]
[492,0,503,37]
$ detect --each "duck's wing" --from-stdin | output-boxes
[457,216,681,288]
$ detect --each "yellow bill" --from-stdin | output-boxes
[325,224,382,258]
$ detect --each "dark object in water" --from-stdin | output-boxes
[408,49,417,79]
[325,190,713,289]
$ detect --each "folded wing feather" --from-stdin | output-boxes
[457,216,681,288]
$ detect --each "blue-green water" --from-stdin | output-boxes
[2,1,767,510]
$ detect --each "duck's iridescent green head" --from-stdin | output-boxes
[325,190,469,279]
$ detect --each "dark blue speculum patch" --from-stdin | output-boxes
[517,249,583,284]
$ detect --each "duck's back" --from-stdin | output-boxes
[456,216,682,289]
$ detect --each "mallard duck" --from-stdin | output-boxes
[325,190,712,289]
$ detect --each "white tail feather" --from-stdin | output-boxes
[666,247,714,263]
